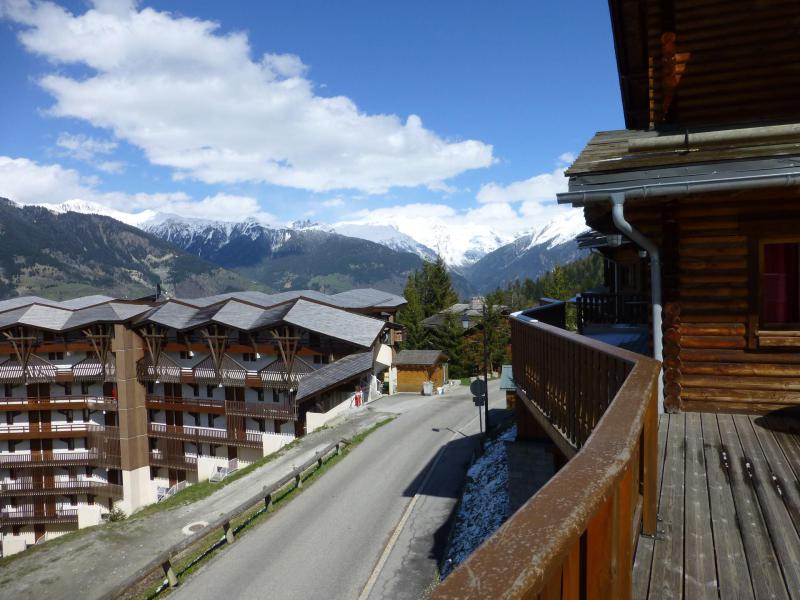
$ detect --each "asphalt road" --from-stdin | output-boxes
[172,382,503,600]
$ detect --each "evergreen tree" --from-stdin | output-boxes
[397,273,428,349]
[419,256,458,318]
[432,312,466,378]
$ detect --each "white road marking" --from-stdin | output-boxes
[357,412,480,600]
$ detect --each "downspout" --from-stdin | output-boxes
[610,193,664,409]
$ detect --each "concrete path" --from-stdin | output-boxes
[0,393,431,600]
[171,381,504,600]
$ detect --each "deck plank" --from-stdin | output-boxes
[700,413,754,600]
[717,414,789,600]
[735,415,800,599]
[683,413,717,599]
[632,414,668,598]
[756,415,800,535]
[647,413,685,599]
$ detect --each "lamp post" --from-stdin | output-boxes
[482,303,490,432]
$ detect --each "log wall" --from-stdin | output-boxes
[602,188,800,413]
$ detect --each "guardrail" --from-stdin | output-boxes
[103,438,349,599]
[431,312,659,599]
[0,395,118,410]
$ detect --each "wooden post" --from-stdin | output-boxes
[162,560,179,587]
[295,473,303,489]
[642,387,658,536]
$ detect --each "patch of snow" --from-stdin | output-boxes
[441,425,517,579]
[332,223,438,261]
[42,199,158,227]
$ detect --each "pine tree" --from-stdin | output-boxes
[419,256,458,318]
[397,273,428,349]
[433,311,466,378]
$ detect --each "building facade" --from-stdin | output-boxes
[0,288,404,556]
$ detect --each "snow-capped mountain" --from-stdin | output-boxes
[331,223,438,262]
[463,211,590,292]
[41,199,159,227]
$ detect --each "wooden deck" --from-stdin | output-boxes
[633,411,800,599]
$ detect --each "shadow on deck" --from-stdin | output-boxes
[634,410,800,599]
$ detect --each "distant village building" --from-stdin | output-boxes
[0,288,404,556]
[421,296,509,331]
[394,350,449,393]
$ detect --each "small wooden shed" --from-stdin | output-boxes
[394,350,448,393]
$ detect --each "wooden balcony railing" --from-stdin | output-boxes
[0,395,118,411]
[149,450,199,471]
[147,423,263,448]
[0,450,98,468]
[224,400,297,420]
[0,423,110,440]
[0,479,124,498]
[0,507,79,525]
[432,312,660,599]
[576,292,648,332]
[145,395,226,414]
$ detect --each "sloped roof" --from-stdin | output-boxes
[295,351,373,402]
[395,350,447,366]
[283,300,384,348]
[0,288,402,335]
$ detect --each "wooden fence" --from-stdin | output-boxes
[431,312,660,599]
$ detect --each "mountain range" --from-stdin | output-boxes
[0,198,589,300]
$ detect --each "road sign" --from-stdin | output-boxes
[469,378,487,398]
[473,396,485,407]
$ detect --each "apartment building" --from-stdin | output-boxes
[0,288,404,556]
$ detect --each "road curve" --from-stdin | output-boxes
[172,384,500,600]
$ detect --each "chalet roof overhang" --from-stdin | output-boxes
[559,155,800,208]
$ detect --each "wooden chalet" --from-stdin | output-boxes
[433,1,800,599]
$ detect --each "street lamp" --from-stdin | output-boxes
[482,303,490,432]
[461,313,470,329]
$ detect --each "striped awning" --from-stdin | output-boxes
[72,356,116,382]
[192,354,247,387]
[0,355,58,384]
[136,353,182,383]
[259,356,314,388]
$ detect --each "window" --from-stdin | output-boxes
[81,382,90,395]
[242,352,257,362]
[762,242,800,326]
[146,381,155,394]
[69,495,77,507]
[206,385,214,398]
[66,439,75,451]
[3,384,11,398]
[82,409,89,422]
[257,389,265,402]
[65,410,74,423]
[207,414,215,428]
[85,466,93,478]
[191,384,199,397]
[753,239,800,348]
[87,494,95,506]
[63,383,72,396]
[48,351,65,361]
[179,350,191,360]
[5,413,13,425]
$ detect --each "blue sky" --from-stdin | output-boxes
[0,0,623,237]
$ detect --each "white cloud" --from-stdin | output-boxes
[56,132,116,161]
[3,0,494,194]
[322,198,344,208]
[0,155,275,223]
[476,165,569,205]
[96,160,125,174]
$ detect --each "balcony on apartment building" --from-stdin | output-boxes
[0,479,124,498]
[144,394,296,421]
[0,449,121,470]
[0,506,79,526]
[0,395,118,412]
[147,423,263,448]
[0,423,111,440]
[148,449,199,471]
